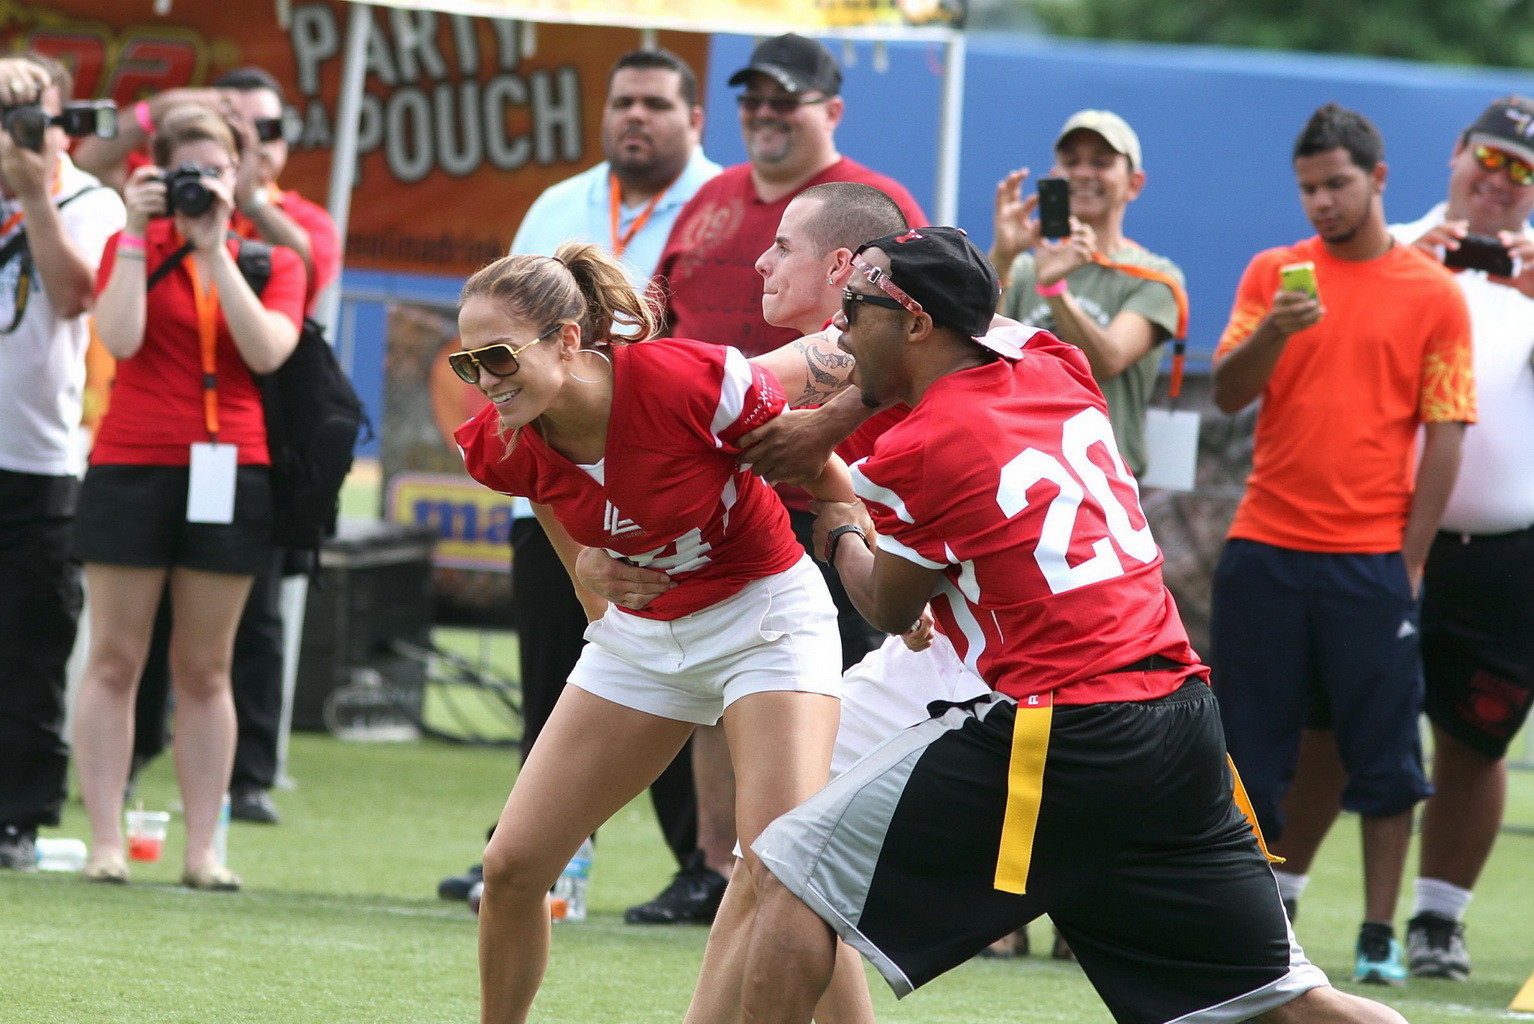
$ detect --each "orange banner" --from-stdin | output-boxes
[7,1,708,277]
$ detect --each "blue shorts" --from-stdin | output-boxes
[1209,539,1429,836]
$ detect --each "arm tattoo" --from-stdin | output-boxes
[790,335,855,405]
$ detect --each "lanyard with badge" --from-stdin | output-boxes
[182,252,239,524]
[608,173,668,259]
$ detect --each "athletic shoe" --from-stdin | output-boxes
[0,825,37,870]
[438,863,483,901]
[624,850,727,925]
[1353,922,1407,985]
[229,785,281,825]
[1406,912,1470,980]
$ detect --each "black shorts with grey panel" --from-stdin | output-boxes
[753,679,1328,1024]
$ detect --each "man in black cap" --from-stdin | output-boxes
[628,34,927,927]
[737,227,1408,1024]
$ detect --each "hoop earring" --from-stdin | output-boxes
[569,347,613,384]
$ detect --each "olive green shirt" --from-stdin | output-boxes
[1000,246,1185,476]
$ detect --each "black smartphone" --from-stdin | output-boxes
[1443,233,1519,277]
[1037,178,1071,240]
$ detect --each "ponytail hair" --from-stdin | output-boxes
[460,241,659,348]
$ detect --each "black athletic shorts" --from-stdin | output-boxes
[754,679,1328,1024]
[1421,526,1534,759]
[73,464,274,576]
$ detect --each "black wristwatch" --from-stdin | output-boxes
[824,523,868,563]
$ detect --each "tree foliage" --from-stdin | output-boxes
[1014,0,1534,68]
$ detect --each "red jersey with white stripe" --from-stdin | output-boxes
[852,330,1201,704]
[456,339,803,620]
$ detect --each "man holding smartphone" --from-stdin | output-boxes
[1209,103,1475,987]
[1280,95,1534,983]
[990,109,1187,478]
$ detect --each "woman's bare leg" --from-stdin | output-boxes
[479,686,695,1024]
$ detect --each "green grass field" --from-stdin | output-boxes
[7,662,1534,1024]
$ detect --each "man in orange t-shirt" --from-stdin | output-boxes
[1209,103,1474,987]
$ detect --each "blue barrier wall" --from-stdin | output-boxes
[342,32,1534,457]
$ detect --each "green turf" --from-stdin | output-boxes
[7,711,1533,1023]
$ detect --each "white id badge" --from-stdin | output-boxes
[1140,409,1201,492]
[187,442,238,524]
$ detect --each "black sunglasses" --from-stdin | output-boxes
[447,324,562,384]
[736,93,831,116]
[253,108,302,144]
[841,287,906,326]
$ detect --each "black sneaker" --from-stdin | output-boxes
[624,850,728,924]
[0,824,37,870]
[438,863,484,901]
[229,786,281,825]
[1406,912,1470,980]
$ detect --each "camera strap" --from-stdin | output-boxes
[1088,242,1190,402]
[0,182,107,334]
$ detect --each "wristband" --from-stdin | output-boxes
[1036,277,1068,297]
[823,523,867,564]
[116,234,146,252]
[133,100,154,135]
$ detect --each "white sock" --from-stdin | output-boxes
[1272,870,1309,905]
[1413,877,1472,922]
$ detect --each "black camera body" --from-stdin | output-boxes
[1443,233,1519,277]
[1,101,117,152]
[162,163,220,217]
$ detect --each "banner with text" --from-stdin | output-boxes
[7,1,708,277]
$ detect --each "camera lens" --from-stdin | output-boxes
[164,164,216,217]
[3,104,48,152]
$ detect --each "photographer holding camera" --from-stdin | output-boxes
[127,67,340,827]
[0,53,125,871]
[69,104,305,890]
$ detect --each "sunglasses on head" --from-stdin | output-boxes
[735,93,831,116]
[841,287,907,326]
[448,324,562,384]
[1473,144,1534,186]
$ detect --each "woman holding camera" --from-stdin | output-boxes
[71,104,305,889]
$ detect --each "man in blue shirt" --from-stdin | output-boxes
[511,49,720,283]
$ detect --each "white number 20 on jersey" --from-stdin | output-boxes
[996,407,1158,595]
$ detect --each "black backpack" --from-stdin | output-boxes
[147,238,369,556]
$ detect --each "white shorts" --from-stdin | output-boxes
[568,555,842,726]
[831,631,990,776]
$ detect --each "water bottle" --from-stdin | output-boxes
[34,837,88,872]
[213,792,231,867]
[551,838,593,922]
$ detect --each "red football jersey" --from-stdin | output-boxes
[853,331,1201,704]
[456,339,804,619]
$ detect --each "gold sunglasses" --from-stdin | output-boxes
[448,324,562,384]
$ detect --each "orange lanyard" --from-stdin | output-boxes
[608,174,667,259]
[0,163,65,236]
[1089,242,1190,400]
[184,253,223,441]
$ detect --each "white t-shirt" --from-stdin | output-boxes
[0,155,125,477]
[1392,204,1534,534]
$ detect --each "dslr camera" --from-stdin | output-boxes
[1,100,116,152]
[161,163,222,217]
